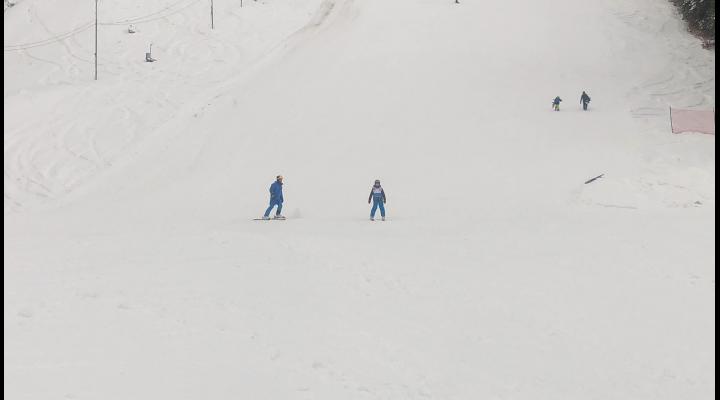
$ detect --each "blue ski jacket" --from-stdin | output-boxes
[368,186,386,203]
[269,181,284,203]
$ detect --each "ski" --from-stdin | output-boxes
[584,174,604,184]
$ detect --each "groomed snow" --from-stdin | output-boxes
[4,0,715,399]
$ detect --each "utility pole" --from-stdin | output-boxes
[94,0,98,80]
[210,0,214,29]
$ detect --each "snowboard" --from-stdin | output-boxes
[253,216,286,220]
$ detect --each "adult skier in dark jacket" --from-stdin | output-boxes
[580,91,591,111]
[263,175,284,219]
[368,179,387,221]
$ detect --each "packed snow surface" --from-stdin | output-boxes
[4,0,715,399]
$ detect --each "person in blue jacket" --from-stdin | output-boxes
[263,175,284,219]
[368,179,387,221]
[580,91,591,111]
[552,96,562,111]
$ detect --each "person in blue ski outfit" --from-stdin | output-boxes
[263,175,284,219]
[580,91,591,111]
[552,96,562,111]
[368,179,387,221]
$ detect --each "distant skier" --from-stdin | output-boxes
[580,91,591,111]
[552,96,562,111]
[368,179,387,221]
[262,175,285,220]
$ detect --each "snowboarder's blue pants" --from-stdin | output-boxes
[370,198,385,218]
[582,101,589,110]
[264,200,283,217]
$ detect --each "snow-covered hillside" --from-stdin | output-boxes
[4,0,715,399]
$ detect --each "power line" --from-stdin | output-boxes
[99,0,202,26]
[4,22,94,51]
[4,0,203,51]
[99,0,195,24]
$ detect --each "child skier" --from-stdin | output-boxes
[552,96,562,111]
[580,91,591,111]
[368,179,387,221]
[262,175,285,220]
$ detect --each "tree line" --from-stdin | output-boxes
[670,0,715,47]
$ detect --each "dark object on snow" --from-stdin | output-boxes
[584,174,604,184]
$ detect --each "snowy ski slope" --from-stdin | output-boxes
[4,0,715,399]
